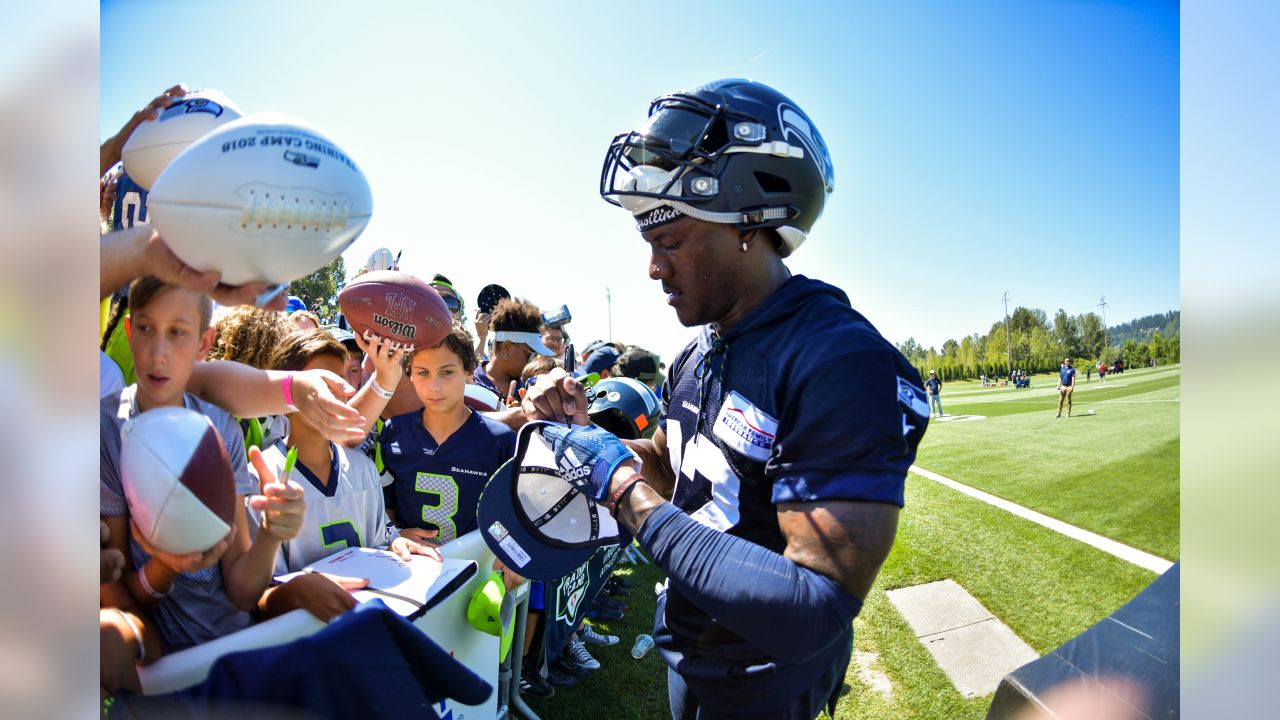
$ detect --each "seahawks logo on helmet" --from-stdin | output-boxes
[778,104,834,193]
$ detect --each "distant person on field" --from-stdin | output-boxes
[1056,357,1076,418]
[1098,360,1106,382]
[1086,363,1091,383]
[924,369,943,418]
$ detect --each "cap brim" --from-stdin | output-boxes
[526,337,556,357]
[498,591,516,662]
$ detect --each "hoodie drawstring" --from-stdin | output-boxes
[692,334,728,439]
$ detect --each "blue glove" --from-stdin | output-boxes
[539,423,635,502]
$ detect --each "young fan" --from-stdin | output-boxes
[381,324,516,547]
[99,277,306,691]
[251,330,440,622]
[207,304,297,449]
[474,298,554,399]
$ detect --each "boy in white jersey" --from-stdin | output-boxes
[253,330,440,622]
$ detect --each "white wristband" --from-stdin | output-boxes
[370,378,395,400]
[138,563,169,599]
[110,608,147,664]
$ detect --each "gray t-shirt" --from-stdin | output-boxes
[100,386,256,653]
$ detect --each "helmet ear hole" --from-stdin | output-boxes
[754,171,791,194]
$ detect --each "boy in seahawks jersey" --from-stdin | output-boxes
[251,330,441,622]
[381,324,516,547]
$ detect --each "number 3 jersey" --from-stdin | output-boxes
[658,274,930,649]
[248,439,392,575]
[379,410,516,544]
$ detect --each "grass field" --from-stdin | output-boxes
[524,365,1180,719]
[916,364,1180,559]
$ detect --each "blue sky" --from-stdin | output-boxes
[101,0,1178,362]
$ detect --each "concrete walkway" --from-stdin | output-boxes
[909,465,1174,574]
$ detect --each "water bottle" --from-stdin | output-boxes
[631,633,654,659]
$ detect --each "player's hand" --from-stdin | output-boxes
[270,573,368,623]
[522,368,589,425]
[290,369,367,443]
[390,536,443,562]
[355,330,407,390]
[101,84,187,175]
[506,380,520,408]
[538,422,638,501]
[101,521,126,584]
[397,527,441,546]
[474,312,491,339]
[132,519,232,575]
[248,446,307,541]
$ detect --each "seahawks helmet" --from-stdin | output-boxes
[588,377,661,440]
[600,79,834,257]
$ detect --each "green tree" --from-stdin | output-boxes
[1121,338,1149,368]
[287,254,347,323]
[898,337,923,362]
[1148,332,1166,367]
[1053,309,1082,359]
[1079,312,1105,360]
[942,339,959,360]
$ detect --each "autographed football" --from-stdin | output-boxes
[338,270,452,351]
[121,88,243,190]
[147,112,373,286]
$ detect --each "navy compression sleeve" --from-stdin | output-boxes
[637,503,862,663]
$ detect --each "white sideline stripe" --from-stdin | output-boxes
[909,465,1174,575]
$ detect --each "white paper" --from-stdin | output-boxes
[275,546,475,616]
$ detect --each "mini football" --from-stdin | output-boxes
[338,270,451,351]
[120,407,236,555]
[121,89,243,191]
[147,112,373,286]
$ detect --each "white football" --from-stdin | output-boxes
[120,407,237,555]
[147,112,373,286]
[121,89,243,191]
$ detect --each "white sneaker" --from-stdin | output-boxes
[567,639,601,670]
[581,625,619,646]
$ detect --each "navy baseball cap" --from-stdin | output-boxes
[576,345,620,378]
[477,421,631,581]
[326,327,359,352]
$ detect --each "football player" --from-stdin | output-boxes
[525,79,930,719]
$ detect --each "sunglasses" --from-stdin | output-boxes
[440,295,462,313]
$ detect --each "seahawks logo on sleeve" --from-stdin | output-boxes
[898,376,930,418]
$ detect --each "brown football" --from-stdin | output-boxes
[338,270,452,351]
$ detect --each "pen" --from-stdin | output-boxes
[282,445,298,485]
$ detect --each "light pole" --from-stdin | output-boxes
[606,286,612,341]
[1002,291,1013,377]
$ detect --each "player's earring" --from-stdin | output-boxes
[502,352,508,360]
[741,241,748,252]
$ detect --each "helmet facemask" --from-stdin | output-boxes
[600,86,828,255]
